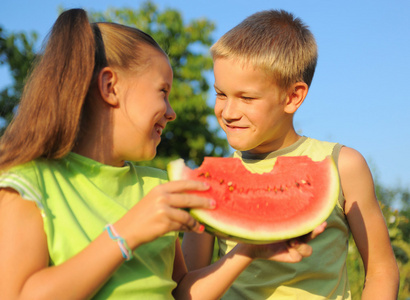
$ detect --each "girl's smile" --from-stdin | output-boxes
[112,50,175,164]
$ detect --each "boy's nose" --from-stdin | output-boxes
[221,98,241,121]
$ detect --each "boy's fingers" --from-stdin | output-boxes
[308,222,327,240]
[296,221,327,243]
[288,240,313,257]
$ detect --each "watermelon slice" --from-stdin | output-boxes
[168,156,339,244]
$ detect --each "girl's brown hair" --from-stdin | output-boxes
[0,9,164,171]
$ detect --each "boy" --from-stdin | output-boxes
[182,10,399,299]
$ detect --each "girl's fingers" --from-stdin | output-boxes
[166,204,205,233]
[162,180,210,193]
[167,193,216,210]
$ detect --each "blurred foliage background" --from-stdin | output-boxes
[0,1,408,298]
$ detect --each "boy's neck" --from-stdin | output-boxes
[244,131,302,156]
[240,136,307,160]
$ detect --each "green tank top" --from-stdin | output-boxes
[218,137,351,300]
[0,153,177,299]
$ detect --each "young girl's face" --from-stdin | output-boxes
[113,50,176,163]
[213,58,293,154]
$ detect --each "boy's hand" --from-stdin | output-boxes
[235,222,327,263]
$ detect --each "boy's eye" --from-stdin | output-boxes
[215,93,227,99]
[241,96,256,102]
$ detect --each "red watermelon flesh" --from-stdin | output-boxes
[168,156,339,243]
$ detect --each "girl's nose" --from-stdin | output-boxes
[165,101,176,121]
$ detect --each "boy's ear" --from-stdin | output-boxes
[284,82,308,114]
[98,67,119,107]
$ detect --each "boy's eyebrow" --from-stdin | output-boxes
[214,81,264,96]
[213,84,223,93]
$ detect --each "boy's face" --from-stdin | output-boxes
[213,58,293,154]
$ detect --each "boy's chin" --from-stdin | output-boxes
[226,140,253,152]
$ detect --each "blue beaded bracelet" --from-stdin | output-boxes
[104,224,133,261]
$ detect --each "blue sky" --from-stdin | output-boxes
[1,0,409,192]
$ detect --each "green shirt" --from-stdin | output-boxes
[219,137,351,300]
[0,153,177,299]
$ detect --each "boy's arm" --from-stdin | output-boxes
[182,231,215,271]
[339,147,399,299]
[173,228,322,300]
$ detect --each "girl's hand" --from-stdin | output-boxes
[235,222,327,263]
[115,180,215,249]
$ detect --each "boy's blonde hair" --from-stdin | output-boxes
[211,10,317,90]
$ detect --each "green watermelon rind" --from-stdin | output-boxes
[167,158,187,182]
[168,157,339,244]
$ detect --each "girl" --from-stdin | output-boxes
[0,9,322,299]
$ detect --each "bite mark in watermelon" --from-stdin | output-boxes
[168,156,339,244]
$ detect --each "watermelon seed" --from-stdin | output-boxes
[295,182,300,188]
[228,186,234,192]
[220,179,224,184]
[301,179,311,186]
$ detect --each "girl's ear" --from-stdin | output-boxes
[98,67,119,107]
[284,82,308,114]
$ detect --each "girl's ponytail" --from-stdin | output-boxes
[0,9,96,170]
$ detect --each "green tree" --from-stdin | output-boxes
[88,1,229,169]
[0,27,37,134]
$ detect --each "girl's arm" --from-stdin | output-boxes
[0,180,214,300]
[0,188,128,299]
[339,147,399,299]
[173,224,325,300]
